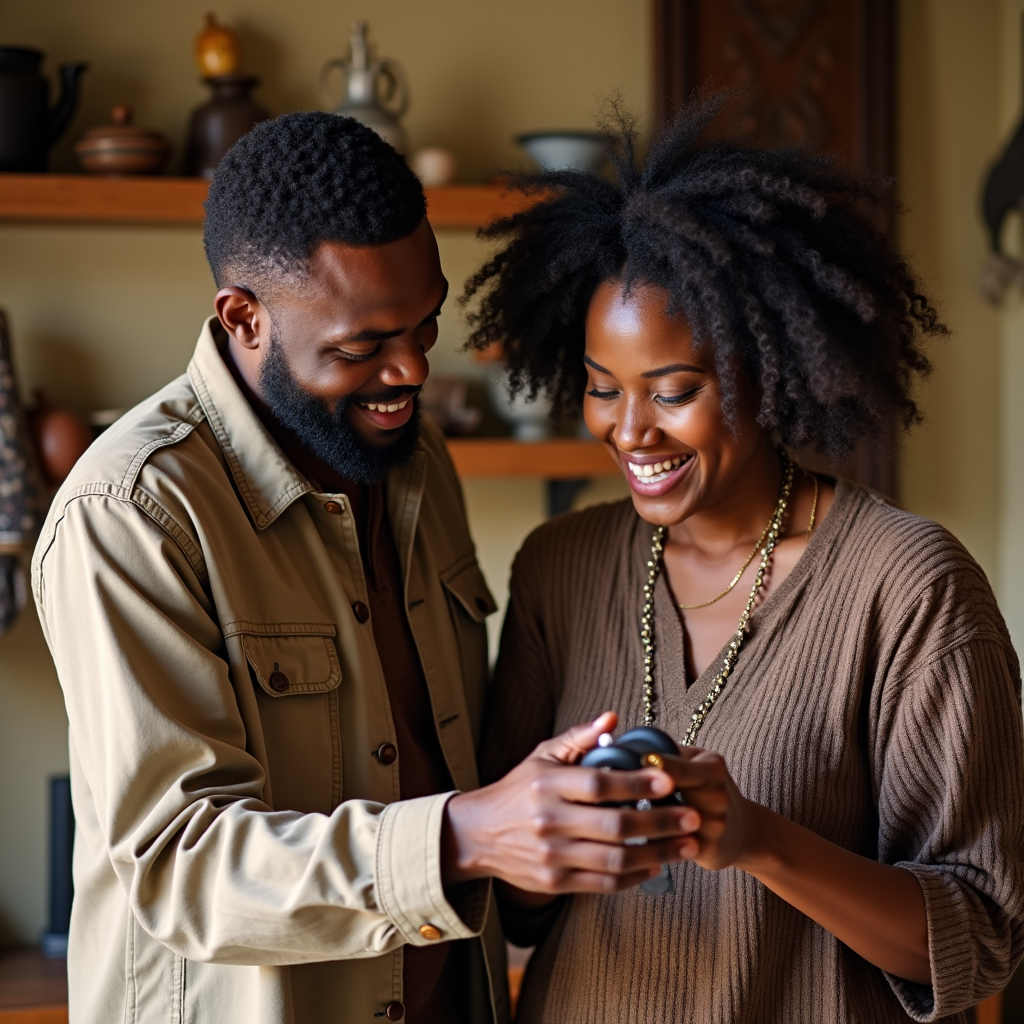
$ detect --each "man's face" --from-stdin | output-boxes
[221,218,446,482]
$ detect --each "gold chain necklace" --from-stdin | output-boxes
[676,465,816,610]
[640,452,794,745]
[676,519,773,609]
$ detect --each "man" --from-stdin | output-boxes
[32,113,694,1024]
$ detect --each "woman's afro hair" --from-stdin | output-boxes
[462,99,945,458]
[204,111,425,294]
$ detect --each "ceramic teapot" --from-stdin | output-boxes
[320,22,408,153]
[0,47,87,172]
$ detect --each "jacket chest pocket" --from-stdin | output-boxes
[440,557,497,739]
[242,628,342,814]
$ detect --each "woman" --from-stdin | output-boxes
[464,103,1024,1023]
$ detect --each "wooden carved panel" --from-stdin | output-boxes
[653,0,897,495]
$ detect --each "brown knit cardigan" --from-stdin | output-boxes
[481,481,1024,1024]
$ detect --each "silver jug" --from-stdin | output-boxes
[320,21,408,154]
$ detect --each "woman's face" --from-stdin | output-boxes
[583,279,770,526]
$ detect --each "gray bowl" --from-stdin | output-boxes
[516,131,606,173]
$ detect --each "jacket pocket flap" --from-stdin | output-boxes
[441,559,497,623]
[242,633,342,697]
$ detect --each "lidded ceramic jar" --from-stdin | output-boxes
[74,105,171,175]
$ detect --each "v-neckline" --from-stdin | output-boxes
[645,479,851,714]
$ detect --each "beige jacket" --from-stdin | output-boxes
[32,319,508,1024]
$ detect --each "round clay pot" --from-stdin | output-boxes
[34,408,93,485]
[183,75,268,179]
[74,105,171,175]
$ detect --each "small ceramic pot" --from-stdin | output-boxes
[484,364,553,442]
[74,106,171,175]
[411,147,457,187]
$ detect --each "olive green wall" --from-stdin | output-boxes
[0,0,1020,954]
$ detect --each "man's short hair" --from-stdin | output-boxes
[203,111,426,295]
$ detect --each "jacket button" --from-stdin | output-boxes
[324,500,343,515]
[352,601,370,623]
[375,743,398,765]
[268,671,289,693]
[385,1001,405,1021]
[418,924,441,941]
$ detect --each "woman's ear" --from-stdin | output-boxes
[214,287,264,350]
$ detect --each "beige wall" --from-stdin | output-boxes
[1,0,1021,947]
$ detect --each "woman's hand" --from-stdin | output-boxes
[658,746,761,871]
[442,712,701,895]
[663,747,932,985]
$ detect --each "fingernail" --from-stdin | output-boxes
[649,774,673,795]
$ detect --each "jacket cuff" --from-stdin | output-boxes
[375,791,490,945]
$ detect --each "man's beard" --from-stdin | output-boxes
[258,333,421,484]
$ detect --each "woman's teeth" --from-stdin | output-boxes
[627,455,688,482]
[362,399,409,413]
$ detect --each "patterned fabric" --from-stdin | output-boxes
[0,310,45,633]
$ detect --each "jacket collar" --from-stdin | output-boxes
[188,317,315,529]
[187,317,427,532]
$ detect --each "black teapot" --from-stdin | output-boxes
[0,47,87,172]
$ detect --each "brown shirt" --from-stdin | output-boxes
[345,479,471,1024]
[482,482,1024,1024]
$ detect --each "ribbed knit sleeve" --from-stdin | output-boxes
[870,551,1024,1020]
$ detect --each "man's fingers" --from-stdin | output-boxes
[554,868,665,894]
[539,836,696,878]
[533,712,619,765]
[535,762,675,803]
[528,801,700,843]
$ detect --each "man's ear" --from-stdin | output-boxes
[215,286,267,351]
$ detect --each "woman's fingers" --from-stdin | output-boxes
[533,711,619,764]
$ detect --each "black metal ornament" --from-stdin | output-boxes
[580,726,683,894]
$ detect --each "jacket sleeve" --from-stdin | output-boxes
[873,566,1024,1020]
[32,489,487,965]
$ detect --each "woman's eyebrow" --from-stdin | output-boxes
[584,355,610,372]
[640,363,704,378]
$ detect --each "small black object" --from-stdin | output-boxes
[617,726,680,756]
[580,726,684,808]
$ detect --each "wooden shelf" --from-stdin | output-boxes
[0,175,529,229]
[446,438,616,479]
[0,950,66,1024]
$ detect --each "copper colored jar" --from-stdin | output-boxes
[184,74,268,179]
[74,105,171,175]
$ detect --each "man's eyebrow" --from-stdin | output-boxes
[342,282,449,343]
[639,363,704,378]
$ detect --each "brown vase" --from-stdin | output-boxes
[183,74,268,179]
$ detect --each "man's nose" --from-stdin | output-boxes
[378,335,430,387]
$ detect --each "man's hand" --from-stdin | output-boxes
[442,712,701,894]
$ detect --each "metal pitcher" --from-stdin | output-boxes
[0,47,87,172]
[320,22,408,154]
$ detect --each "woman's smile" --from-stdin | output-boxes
[620,451,695,497]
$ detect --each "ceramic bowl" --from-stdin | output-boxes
[75,106,171,176]
[515,132,606,173]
